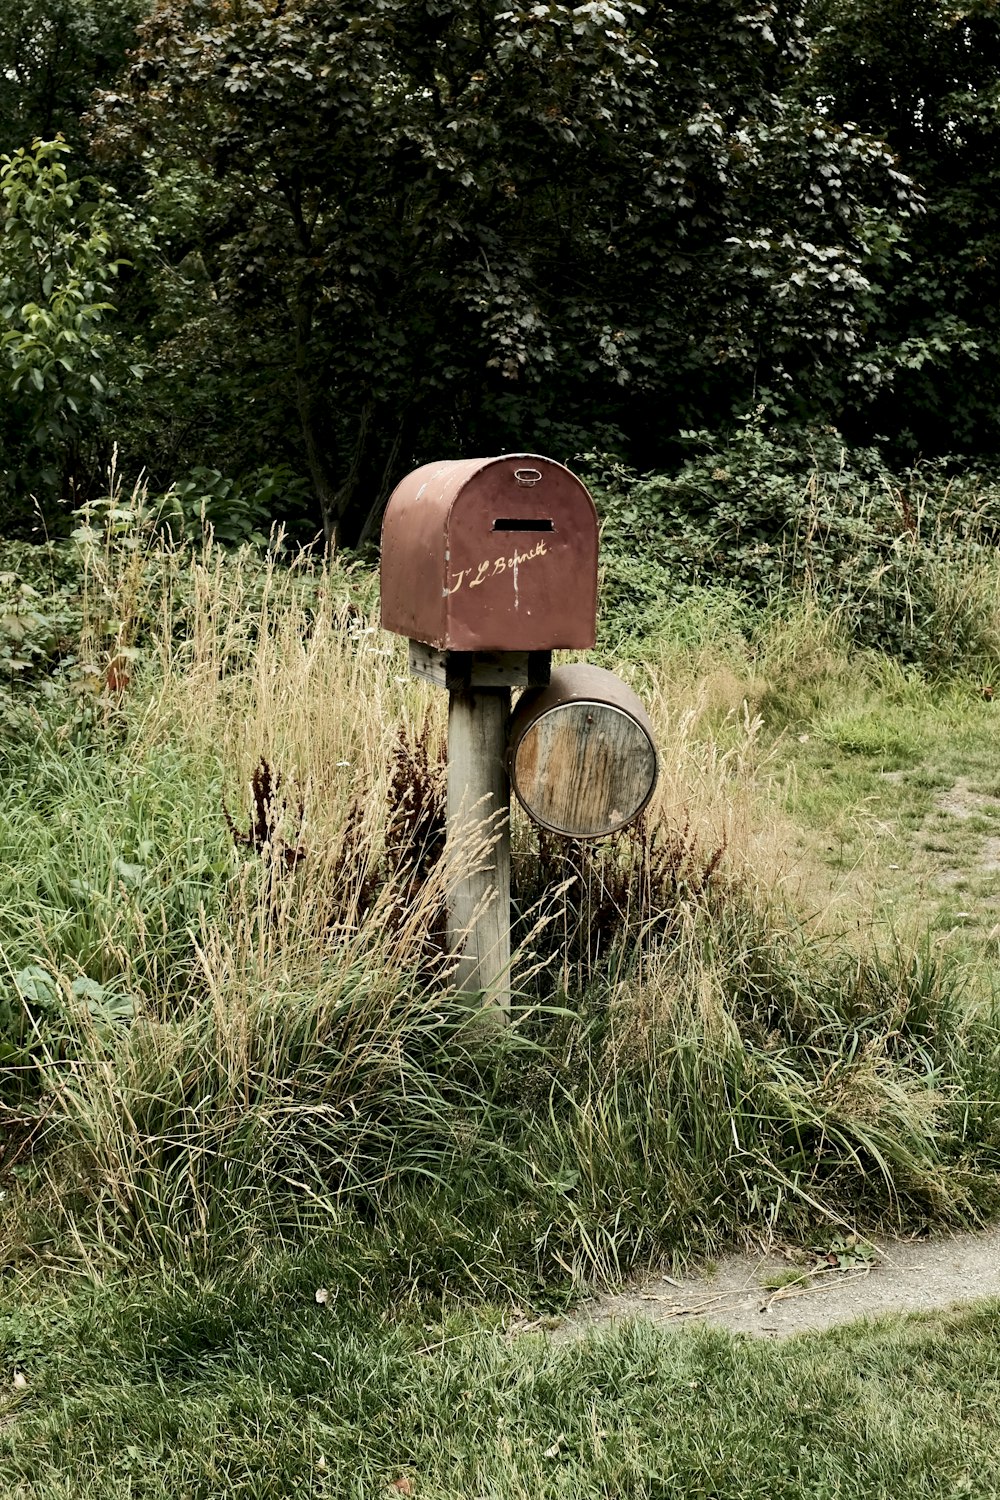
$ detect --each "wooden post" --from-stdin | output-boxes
[446,686,511,1018]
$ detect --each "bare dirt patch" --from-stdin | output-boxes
[915,777,1000,886]
[932,776,1000,831]
[981,837,1000,873]
[552,1227,1000,1341]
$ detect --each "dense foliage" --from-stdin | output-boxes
[590,424,1000,673]
[1,0,998,543]
[83,0,916,543]
[0,139,124,526]
[0,0,144,156]
[808,0,1000,458]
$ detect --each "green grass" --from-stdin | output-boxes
[2,1258,999,1498]
[759,673,1000,973]
[4,525,1000,1495]
[0,727,229,994]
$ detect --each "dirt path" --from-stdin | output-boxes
[553,1227,1000,1340]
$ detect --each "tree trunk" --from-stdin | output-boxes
[354,410,410,549]
[292,293,342,549]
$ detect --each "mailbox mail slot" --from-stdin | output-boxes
[380,454,598,652]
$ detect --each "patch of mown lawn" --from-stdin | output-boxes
[1,1262,998,1498]
[762,678,1000,976]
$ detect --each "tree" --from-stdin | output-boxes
[92,0,919,544]
[0,0,147,156]
[807,0,1000,456]
[0,138,122,526]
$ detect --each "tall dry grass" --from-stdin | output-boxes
[5,510,998,1285]
[88,515,775,998]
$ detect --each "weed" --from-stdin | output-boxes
[224,757,306,870]
[513,816,728,989]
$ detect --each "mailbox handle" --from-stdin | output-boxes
[513,467,543,486]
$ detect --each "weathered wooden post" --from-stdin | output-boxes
[445,681,511,999]
[380,455,600,1017]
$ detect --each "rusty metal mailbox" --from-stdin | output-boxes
[380,454,598,652]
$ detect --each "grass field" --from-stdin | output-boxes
[3,1258,1000,1498]
[3,503,1000,1495]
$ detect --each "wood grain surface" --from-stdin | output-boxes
[446,687,511,1018]
[511,701,656,837]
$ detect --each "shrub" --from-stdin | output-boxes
[586,422,1000,676]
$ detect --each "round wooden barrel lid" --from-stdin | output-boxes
[508,665,657,838]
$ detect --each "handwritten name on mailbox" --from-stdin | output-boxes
[445,538,548,596]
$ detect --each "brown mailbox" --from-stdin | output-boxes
[380,454,598,652]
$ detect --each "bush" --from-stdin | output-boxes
[586,422,1000,676]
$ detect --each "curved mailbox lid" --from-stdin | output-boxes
[507,664,658,839]
[380,454,598,652]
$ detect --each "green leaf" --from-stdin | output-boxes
[113,858,147,888]
[14,966,59,1008]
